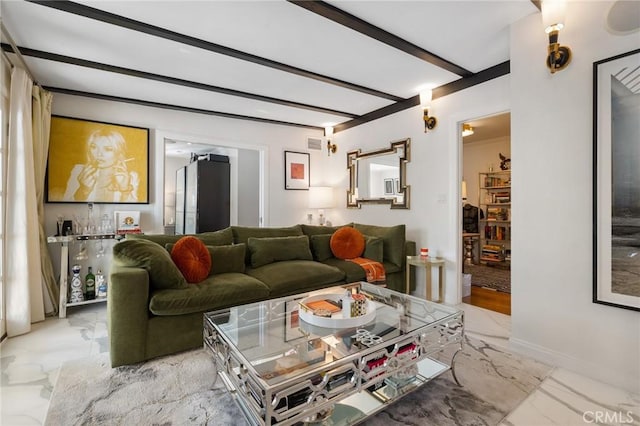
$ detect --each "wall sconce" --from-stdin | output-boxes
[309,186,334,225]
[419,89,437,132]
[325,126,337,156]
[542,0,571,74]
[462,124,474,137]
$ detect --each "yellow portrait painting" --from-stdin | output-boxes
[47,116,149,203]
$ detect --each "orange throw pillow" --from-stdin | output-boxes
[330,227,365,260]
[171,236,211,283]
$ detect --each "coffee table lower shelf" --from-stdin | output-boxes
[218,357,452,426]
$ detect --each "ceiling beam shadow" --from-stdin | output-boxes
[27,0,404,102]
[47,87,325,131]
[1,44,358,118]
[335,61,509,133]
[288,0,472,78]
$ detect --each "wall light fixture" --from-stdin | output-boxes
[325,126,337,156]
[419,89,437,132]
[542,0,572,74]
[462,124,474,137]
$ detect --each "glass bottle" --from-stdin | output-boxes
[69,264,84,303]
[96,269,107,298]
[85,266,96,300]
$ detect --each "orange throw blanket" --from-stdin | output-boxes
[347,257,386,283]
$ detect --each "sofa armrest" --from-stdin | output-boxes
[108,264,150,367]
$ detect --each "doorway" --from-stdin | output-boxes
[164,137,264,230]
[460,112,511,315]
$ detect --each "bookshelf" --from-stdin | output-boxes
[478,170,511,266]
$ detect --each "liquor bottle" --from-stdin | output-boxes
[69,264,84,303]
[85,266,96,300]
[96,269,107,298]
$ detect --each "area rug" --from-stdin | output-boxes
[45,336,551,425]
[463,264,511,293]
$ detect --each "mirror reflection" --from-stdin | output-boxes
[347,138,410,209]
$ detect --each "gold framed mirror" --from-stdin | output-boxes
[347,138,410,209]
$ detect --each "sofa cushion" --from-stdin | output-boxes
[363,236,384,263]
[149,272,270,315]
[321,258,367,283]
[166,243,246,275]
[170,236,211,283]
[300,224,349,236]
[246,260,345,297]
[232,225,303,263]
[310,234,333,261]
[208,244,246,275]
[125,227,233,247]
[354,224,406,268]
[247,235,313,268]
[330,227,365,259]
[113,239,188,290]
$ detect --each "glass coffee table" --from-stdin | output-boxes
[204,282,464,426]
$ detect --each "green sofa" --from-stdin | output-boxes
[108,223,416,367]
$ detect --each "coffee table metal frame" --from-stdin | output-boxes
[204,282,464,426]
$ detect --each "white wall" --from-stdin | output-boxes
[45,94,324,279]
[510,1,639,393]
[322,76,511,303]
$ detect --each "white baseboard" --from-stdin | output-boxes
[509,337,639,395]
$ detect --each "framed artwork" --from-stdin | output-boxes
[284,150,310,190]
[46,116,149,203]
[593,49,640,311]
[394,178,400,194]
[383,178,394,195]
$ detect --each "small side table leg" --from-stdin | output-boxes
[425,265,433,301]
[437,264,444,303]
[405,258,411,294]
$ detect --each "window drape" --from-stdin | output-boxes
[6,67,45,336]
[32,85,57,315]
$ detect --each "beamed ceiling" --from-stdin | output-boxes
[1,0,539,134]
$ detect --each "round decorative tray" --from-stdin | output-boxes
[298,293,376,329]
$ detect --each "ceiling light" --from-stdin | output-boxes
[542,0,572,73]
[419,89,437,133]
[462,124,474,137]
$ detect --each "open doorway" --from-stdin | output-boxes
[164,138,263,231]
[460,112,511,315]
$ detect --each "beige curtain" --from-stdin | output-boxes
[6,67,45,336]
[32,85,57,315]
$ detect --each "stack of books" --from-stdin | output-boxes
[481,244,504,262]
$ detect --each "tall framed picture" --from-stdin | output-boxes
[284,150,309,190]
[46,116,149,203]
[593,49,640,311]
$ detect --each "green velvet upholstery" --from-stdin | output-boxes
[166,243,247,275]
[310,234,333,261]
[354,223,406,269]
[113,239,188,290]
[247,235,313,268]
[246,260,345,298]
[126,227,233,247]
[321,258,367,283]
[108,225,415,367]
[150,273,269,315]
[300,223,350,236]
[363,236,384,263]
[232,225,303,263]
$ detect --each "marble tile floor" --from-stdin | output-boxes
[1,303,637,426]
